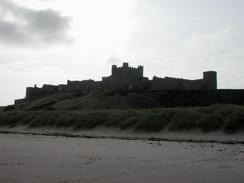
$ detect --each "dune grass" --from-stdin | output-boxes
[0,104,243,133]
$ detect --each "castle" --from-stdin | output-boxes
[15,63,217,104]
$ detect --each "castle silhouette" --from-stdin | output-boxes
[15,63,217,104]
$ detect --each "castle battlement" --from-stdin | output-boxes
[15,63,217,104]
[111,63,143,79]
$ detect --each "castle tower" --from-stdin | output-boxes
[203,71,217,90]
[123,62,129,68]
[112,65,117,76]
[138,65,144,77]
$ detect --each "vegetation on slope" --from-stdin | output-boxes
[0,104,243,134]
[9,89,244,111]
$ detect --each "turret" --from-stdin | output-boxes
[112,65,117,76]
[203,71,217,90]
[123,62,129,68]
[138,65,144,77]
[26,86,40,99]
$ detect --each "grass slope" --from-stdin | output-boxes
[10,91,161,111]
[7,89,244,111]
[0,104,244,134]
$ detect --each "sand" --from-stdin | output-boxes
[0,132,244,183]
[1,126,244,143]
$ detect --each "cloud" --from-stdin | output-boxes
[128,1,244,65]
[0,20,29,44]
[0,0,72,46]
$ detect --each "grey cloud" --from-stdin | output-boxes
[0,20,29,44]
[0,0,72,46]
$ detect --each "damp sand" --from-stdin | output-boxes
[0,133,244,183]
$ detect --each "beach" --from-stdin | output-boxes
[0,132,244,183]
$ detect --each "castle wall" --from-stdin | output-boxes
[152,72,216,91]
[26,87,44,100]
[203,71,217,90]
[145,89,244,107]
[14,98,27,105]
[16,62,218,104]
[26,85,57,100]
[152,77,199,91]
[105,63,147,90]
[111,65,143,79]
[66,79,100,93]
[104,63,217,91]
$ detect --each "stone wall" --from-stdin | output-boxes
[26,85,58,100]
[15,63,219,104]
[66,80,96,92]
[146,89,244,107]
[105,63,146,90]
[105,63,217,91]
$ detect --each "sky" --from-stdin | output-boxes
[0,0,244,105]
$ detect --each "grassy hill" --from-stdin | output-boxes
[1,90,244,134]
[5,89,244,111]
[8,90,161,111]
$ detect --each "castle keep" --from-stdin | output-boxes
[15,63,217,104]
[102,63,150,90]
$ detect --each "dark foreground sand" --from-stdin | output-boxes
[0,133,244,183]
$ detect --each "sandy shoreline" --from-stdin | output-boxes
[1,126,244,144]
[1,132,244,183]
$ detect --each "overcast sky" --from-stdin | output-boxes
[0,0,244,105]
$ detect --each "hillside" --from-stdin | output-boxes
[1,90,244,134]
[6,89,244,111]
[0,103,244,134]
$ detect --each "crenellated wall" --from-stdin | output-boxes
[25,85,58,100]
[66,79,97,93]
[111,63,143,78]
[16,63,218,104]
[105,63,217,91]
[103,63,147,90]
[152,71,217,91]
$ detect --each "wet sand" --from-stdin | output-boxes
[0,133,244,183]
